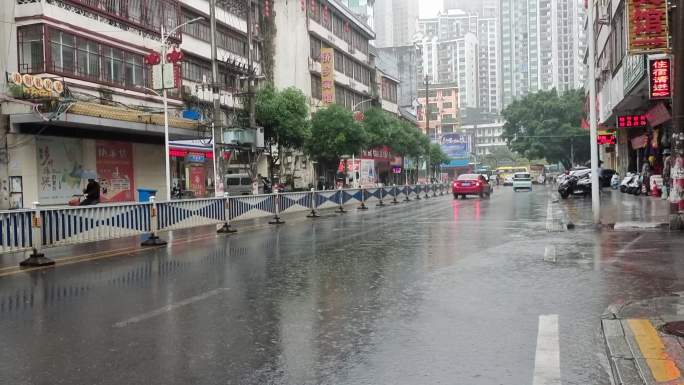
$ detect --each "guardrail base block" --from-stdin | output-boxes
[307,210,321,218]
[20,250,55,267]
[337,207,347,214]
[141,235,167,247]
[358,203,369,210]
[217,223,238,234]
[269,216,286,225]
[377,201,386,207]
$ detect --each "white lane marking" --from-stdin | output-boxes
[114,287,230,328]
[533,314,561,385]
[615,234,644,254]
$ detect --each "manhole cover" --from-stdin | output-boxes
[662,321,684,337]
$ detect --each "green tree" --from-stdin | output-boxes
[429,143,450,168]
[362,107,393,149]
[255,85,310,179]
[501,88,589,169]
[306,104,368,178]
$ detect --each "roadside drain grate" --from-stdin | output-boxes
[662,321,684,337]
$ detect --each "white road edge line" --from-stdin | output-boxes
[615,234,644,254]
[113,287,230,328]
[533,314,561,385]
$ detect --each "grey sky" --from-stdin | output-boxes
[419,0,443,18]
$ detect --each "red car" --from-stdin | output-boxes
[452,174,492,199]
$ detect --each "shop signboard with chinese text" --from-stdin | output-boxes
[598,130,617,145]
[617,114,648,128]
[627,0,669,54]
[96,141,135,203]
[7,72,64,99]
[36,137,83,204]
[648,55,671,99]
[320,48,335,105]
[189,166,207,197]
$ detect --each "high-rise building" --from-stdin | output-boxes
[342,0,375,29]
[377,46,419,108]
[417,10,498,113]
[500,0,585,107]
[373,0,419,48]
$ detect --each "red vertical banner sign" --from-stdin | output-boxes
[320,47,335,105]
[189,166,206,197]
[648,55,672,99]
[96,141,135,202]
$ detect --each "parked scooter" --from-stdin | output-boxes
[558,169,592,199]
[619,173,642,195]
[610,173,621,189]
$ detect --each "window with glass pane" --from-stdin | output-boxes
[18,25,44,73]
[50,30,75,73]
[103,47,124,84]
[76,38,100,80]
[125,53,144,87]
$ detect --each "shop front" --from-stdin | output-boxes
[169,142,220,199]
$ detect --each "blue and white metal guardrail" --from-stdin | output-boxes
[0,184,448,267]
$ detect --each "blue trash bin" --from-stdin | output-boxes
[137,188,157,202]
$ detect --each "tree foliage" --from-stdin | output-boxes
[428,143,450,167]
[255,85,310,150]
[306,104,367,164]
[501,88,589,169]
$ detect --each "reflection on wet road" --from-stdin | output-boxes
[1,186,683,385]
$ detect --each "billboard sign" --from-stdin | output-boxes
[627,0,669,54]
[440,133,470,160]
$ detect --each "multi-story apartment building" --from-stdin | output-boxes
[462,121,507,156]
[377,46,419,108]
[587,0,672,178]
[417,83,460,138]
[500,0,585,107]
[275,0,375,112]
[373,0,419,48]
[0,0,261,208]
[342,0,375,29]
[417,10,497,113]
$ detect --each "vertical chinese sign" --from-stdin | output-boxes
[627,0,669,54]
[189,166,206,197]
[648,56,671,99]
[96,141,135,202]
[37,137,84,204]
[320,47,335,105]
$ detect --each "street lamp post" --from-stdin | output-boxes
[158,17,203,201]
[587,0,600,224]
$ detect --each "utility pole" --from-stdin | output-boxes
[425,75,430,184]
[670,0,684,227]
[588,0,600,224]
[247,0,256,130]
[210,0,222,197]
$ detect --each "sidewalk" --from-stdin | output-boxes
[558,189,672,230]
[602,296,684,385]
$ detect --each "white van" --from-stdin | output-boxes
[225,174,253,196]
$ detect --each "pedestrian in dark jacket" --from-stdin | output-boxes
[663,149,673,198]
[80,178,101,206]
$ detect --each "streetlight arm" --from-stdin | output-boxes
[352,98,375,111]
[162,17,204,44]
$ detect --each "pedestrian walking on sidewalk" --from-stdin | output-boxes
[642,158,652,195]
[663,149,673,200]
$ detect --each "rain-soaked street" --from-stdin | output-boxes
[2,186,684,385]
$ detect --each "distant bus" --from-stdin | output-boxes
[496,166,529,186]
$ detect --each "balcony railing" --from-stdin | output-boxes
[38,0,182,40]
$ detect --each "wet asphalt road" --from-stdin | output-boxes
[1,186,684,385]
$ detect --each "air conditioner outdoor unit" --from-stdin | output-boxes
[256,127,265,148]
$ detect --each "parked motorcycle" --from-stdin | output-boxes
[558,169,592,199]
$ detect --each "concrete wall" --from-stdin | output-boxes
[274,0,312,93]
[133,143,167,200]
